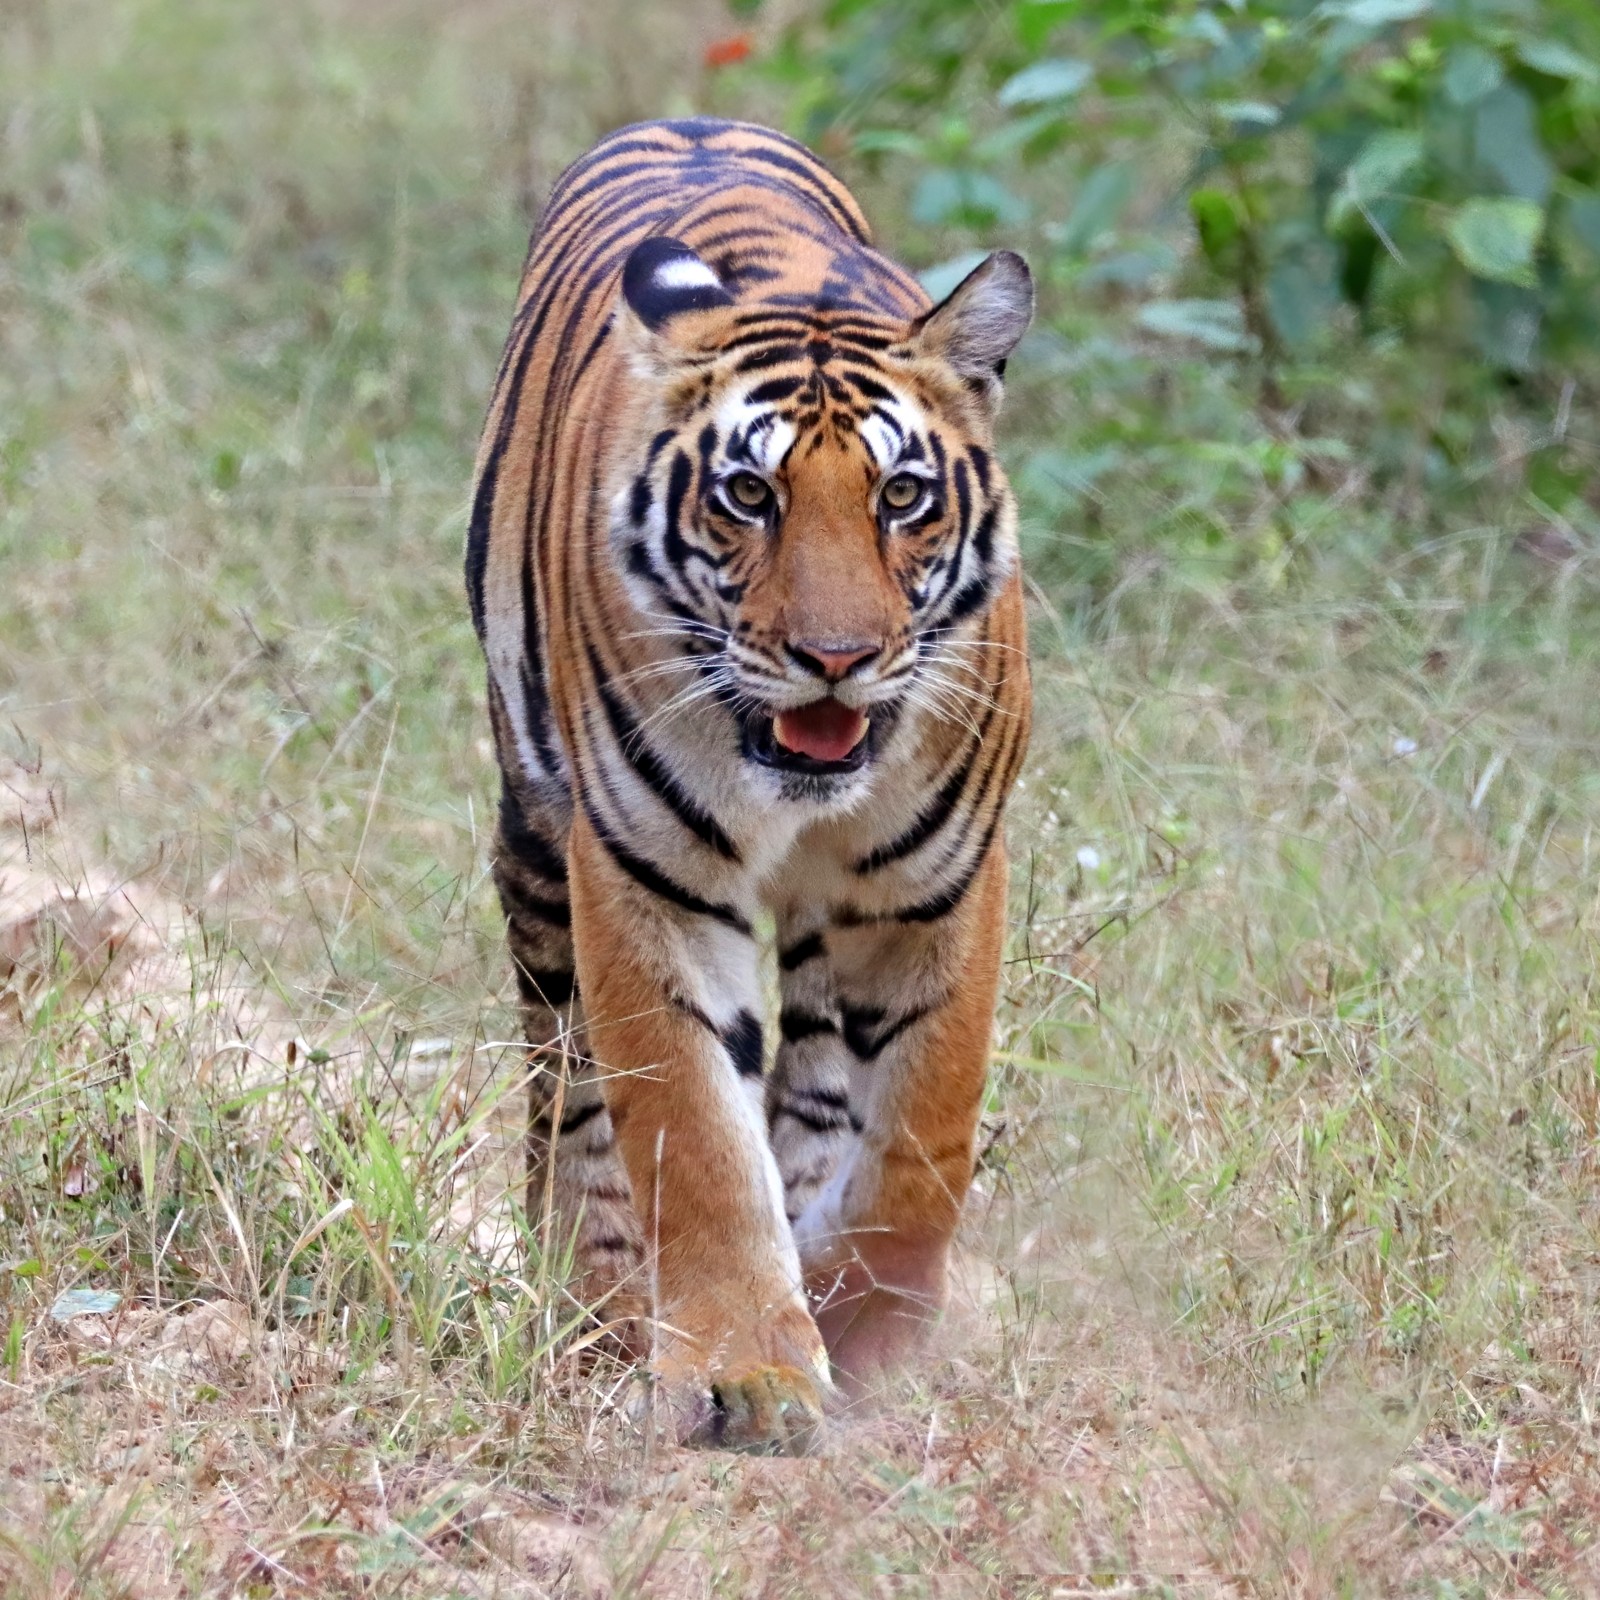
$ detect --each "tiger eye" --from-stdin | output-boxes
[881,473,924,511]
[727,472,773,511]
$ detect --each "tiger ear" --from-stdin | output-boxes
[911,250,1034,408]
[617,237,734,366]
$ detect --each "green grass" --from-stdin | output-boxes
[5,2,1600,1595]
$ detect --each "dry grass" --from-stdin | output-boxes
[5,2,1600,1595]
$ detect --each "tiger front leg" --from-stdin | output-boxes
[793,847,1008,1394]
[567,812,829,1454]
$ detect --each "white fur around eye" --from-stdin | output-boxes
[754,417,795,472]
[860,409,912,469]
[653,257,722,291]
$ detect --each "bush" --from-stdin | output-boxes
[740,0,1600,585]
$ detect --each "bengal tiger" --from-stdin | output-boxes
[465,117,1032,1454]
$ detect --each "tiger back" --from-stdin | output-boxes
[467,118,1032,1454]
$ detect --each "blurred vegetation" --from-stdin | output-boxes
[729,0,1600,597]
[6,4,1600,1588]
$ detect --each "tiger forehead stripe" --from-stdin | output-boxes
[859,403,916,470]
[715,391,797,473]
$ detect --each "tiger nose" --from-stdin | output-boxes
[786,638,882,682]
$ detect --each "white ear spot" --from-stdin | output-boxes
[653,257,722,292]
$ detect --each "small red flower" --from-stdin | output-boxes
[704,33,754,70]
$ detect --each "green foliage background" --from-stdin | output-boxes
[734,0,1600,595]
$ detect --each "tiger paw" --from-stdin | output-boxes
[809,1247,949,1397]
[677,1363,827,1455]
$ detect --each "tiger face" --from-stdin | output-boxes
[609,239,1032,793]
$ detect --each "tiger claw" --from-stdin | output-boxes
[679,1364,827,1455]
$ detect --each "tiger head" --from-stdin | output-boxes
[609,237,1032,790]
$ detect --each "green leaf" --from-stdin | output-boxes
[1442,45,1504,107]
[1190,188,1242,267]
[50,1288,123,1321]
[1054,161,1135,257]
[997,58,1092,109]
[1569,189,1600,255]
[1445,198,1544,286]
[1268,258,1340,349]
[1325,0,1431,24]
[1017,0,1075,53]
[850,129,924,158]
[1136,299,1258,353]
[1515,38,1600,84]
[911,169,1027,228]
[1081,246,1176,289]
[7,1259,43,1278]
[1328,131,1424,231]
[1475,86,1554,204]
[1350,130,1424,196]
[1212,100,1280,129]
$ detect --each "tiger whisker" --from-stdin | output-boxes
[902,676,983,741]
[919,630,1026,657]
[901,680,975,741]
[921,662,1001,726]
[616,654,716,690]
[629,671,735,743]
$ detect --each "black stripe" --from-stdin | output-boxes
[733,343,809,373]
[842,1003,931,1061]
[582,802,752,933]
[843,368,895,403]
[746,375,805,404]
[953,459,972,552]
[464,449,496,638]
[532,1097,605,1136]
[498,788,567,881]
[669,993,717,1032]
[516,967,576,1008]
[497,871,572,929]
[779,1008,838,1044]
[720,1009,765,1077]
[659,449,696,583]
[773,1099,850,1135]
[733,144,869,240]
[894,809,1006,923]
[853,760,971,874]
[724,315,896,352]
[922,717,1008,874]
[588,644,741,860]
[972,503,998,565]
[790,1085,853,1115]
[513,894,571,929]
[560,1100,605,1136]
[778,932,825,971]
[940,574,997,628]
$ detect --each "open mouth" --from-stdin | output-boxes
[743,699,872,776]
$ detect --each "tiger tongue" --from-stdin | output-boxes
[772,700,869,763]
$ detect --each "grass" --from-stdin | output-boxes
[4,1,1600,1594]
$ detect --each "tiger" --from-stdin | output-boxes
[465,117,1032,1454]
